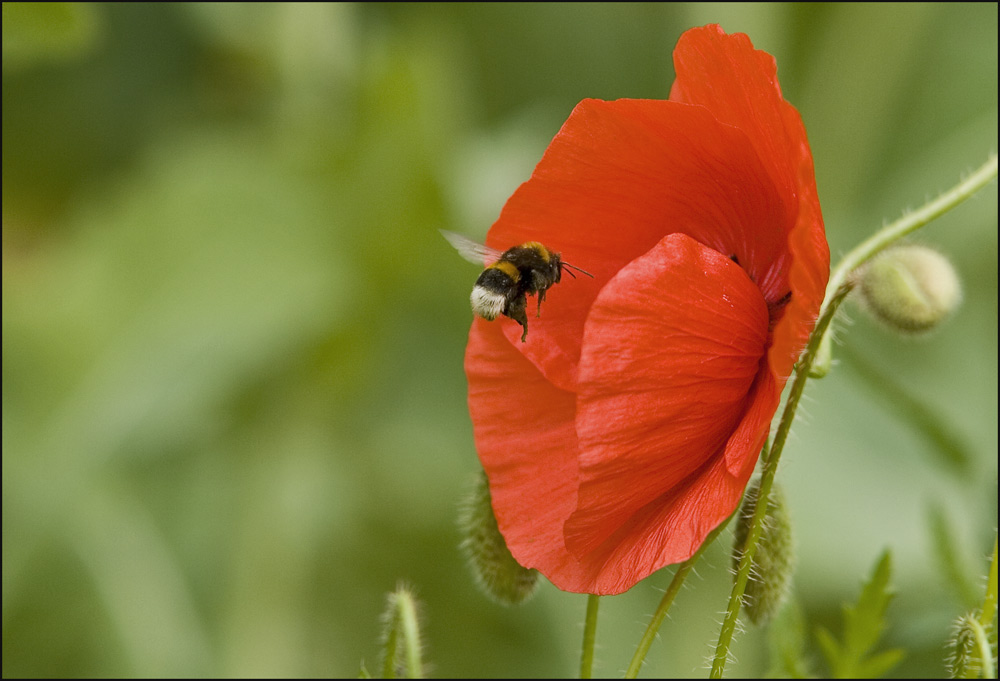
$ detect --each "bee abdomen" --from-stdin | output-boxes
[471,265,518,320]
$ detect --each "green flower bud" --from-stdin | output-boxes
[857,244,962,334]
[732,480,795,625]
[947,612,993,679]
[378,585,424,679]
[458,469,539,605]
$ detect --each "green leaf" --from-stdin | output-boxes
[855,649,907,678]
[815,626,843,673]
[839,345,973,477]
[816,550,905,678]
[928,503,980,609]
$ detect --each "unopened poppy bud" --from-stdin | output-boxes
[458,470,539,605]
[378,585,424,679]
[947,612,990,678]
[732,480,794,625]
[857,244,961,334]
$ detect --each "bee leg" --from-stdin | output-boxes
[505,294,529,342]
[530,271,549,316]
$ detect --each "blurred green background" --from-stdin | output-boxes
[2,3,996,677]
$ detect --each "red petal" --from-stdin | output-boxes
[562,440,752,595]
[767,105,830,388]
[565,233,769,587]
[486,99,788,388]
[464,318,594,590]
[670,25,799,213]
[671,25,830,356]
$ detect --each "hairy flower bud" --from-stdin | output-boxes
[732,480,795,624]
[857,244,961,334]
[947,612,993,678]
[458,470,539,605]
[378,585,424,679]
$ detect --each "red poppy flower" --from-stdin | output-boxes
[464,25,829,595]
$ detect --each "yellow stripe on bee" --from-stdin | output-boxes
[522,242,551,261]
[492,260,521,281]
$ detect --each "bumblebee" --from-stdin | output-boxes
[442,230,593,342]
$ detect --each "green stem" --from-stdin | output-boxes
[821,153,998,321]
[710,153,997,679]
[580,594,600,678]
[964,617,995,680]
[624,513,736,678]
[710,284,851,679]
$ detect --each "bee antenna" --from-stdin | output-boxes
[561,262,594,278]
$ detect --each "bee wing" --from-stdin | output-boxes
[440,229,503,265]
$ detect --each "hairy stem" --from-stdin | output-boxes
[625,514,735,678]
[711,154,997,678]
[822,153,998,320]
[710,284,850,678]
[580,594,600,678]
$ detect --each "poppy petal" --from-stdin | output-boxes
[567,233,769,563]
[671,24,830,316]
[563,438,750,595]
[766,107,830,389]
[486,99,788,387]
[464,318,593,589]
[670,25,799,212]
[670,25,829,458]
